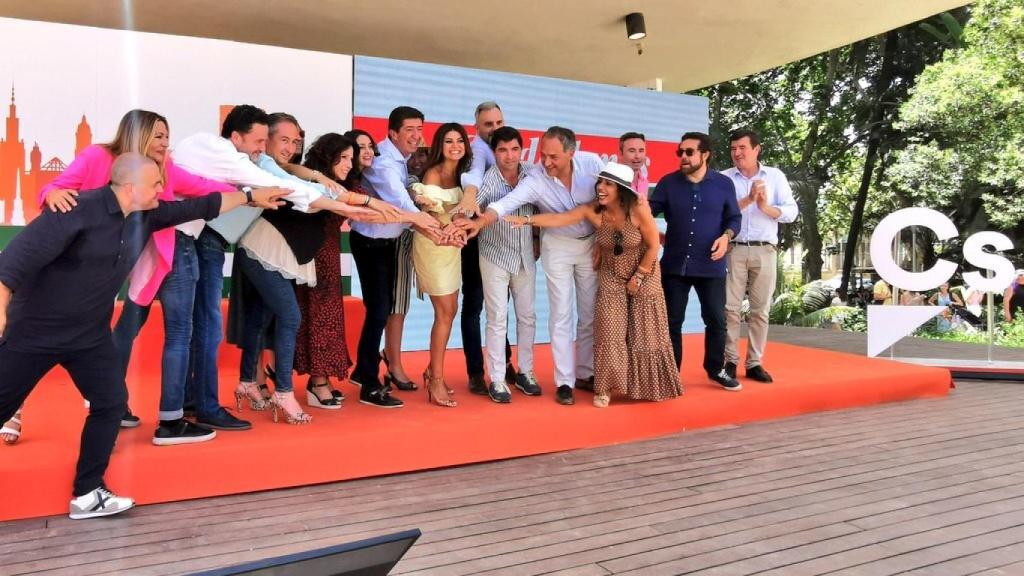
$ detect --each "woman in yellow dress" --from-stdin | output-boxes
[411,122,472,407]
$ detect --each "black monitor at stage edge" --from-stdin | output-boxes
[189,529,421,576]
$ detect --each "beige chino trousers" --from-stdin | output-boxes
[725,244,778,369]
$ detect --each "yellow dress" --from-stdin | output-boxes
[411,183,463,296]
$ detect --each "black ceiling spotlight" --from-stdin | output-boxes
[625,12,646,41]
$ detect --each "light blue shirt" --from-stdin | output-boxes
[255,154,332,199]
[722,164,799,245]
[351,138,419,239]
[488,150,604,239]
[460,135,496,190]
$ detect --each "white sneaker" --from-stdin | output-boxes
[69,486,134,520]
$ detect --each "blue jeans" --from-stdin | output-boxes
[236,249,301,393]
[111,233,199,420]
[186,228,227,418]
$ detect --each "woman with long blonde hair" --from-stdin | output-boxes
[0,109,237,447]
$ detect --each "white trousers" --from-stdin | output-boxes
[479,255,537,382]
[540,233,596,387]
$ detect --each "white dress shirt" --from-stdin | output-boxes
[722,164,799,244]
[172,132,322,237]
[488,150,604,239]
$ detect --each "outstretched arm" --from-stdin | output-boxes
[505,203,594,229]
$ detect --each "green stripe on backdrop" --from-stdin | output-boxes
[1,226,352,298]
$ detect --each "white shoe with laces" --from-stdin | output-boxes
[69,486,134,520]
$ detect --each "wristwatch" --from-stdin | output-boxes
[242,186,254,204]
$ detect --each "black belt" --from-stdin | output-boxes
[732,241,775,247]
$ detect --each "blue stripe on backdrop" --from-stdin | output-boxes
[352,56,708,352]
[354,56,708,138]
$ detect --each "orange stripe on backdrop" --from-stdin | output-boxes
[0,300,952,521]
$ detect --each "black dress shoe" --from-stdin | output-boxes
[746,365,774,383]
[468,374,489,396]
[359,387,404,408]
[710,369,742,391]
[120,408,141,429]
[556,385,575,405]
[574,376,595,393]
[195,408,252,430]
[724,362,737,379]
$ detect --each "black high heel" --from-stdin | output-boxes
[380,351,418,391]
[306,379,342,410]
[269,364,343,400]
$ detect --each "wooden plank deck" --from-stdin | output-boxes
[2,329,1023,575]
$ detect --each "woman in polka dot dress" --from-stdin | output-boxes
[505,162,681,407]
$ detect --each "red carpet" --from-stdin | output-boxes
[0,300,952,521]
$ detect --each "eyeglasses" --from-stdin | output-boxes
[675,147,700,158]
[613,231,624,256]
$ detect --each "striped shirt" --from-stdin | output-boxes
[478,163,536,275]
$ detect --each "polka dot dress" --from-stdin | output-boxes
[594,215,682,401]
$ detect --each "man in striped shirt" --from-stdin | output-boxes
[476,127,540,403]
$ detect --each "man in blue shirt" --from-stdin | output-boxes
[648,132,743,390]
[350,106,441,408]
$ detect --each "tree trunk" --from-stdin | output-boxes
[840,32,900,296]
[796,50,839,282]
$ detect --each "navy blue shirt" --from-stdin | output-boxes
[648,169,742,278]
[0,186,222,353]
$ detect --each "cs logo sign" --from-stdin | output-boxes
[867,207,1015,357]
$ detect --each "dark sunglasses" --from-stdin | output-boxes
[675,147,701,158]
[613,231,624,256]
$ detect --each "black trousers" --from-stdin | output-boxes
[350,231,397,391]
[0,339,127,496]
[662,273,728,377]
[461,237,512,377]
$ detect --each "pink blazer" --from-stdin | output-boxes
[40,145,234,305]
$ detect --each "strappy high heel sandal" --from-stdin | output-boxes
[235,381,269,411]
[380,351,418,391]
[271,391,312,424]
[593,394,611,408]
[423,369,457,408]
[1,408,22,445]
[306,379,342,410]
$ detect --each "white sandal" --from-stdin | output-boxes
[1,411,22,445]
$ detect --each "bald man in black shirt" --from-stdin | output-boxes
[0,153,283,519]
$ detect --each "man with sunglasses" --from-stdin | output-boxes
[648,132,742,390]
[722,129,799,384]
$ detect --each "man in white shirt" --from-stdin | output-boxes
[460,126,602,406]
[172,105,365,430]
[722,129,799,383]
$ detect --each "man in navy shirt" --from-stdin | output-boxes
[0,153,283,519]
[648,132,743,390]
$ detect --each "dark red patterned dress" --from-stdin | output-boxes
[294,213,351,380]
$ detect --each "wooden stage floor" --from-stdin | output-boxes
[2,328,1022,575]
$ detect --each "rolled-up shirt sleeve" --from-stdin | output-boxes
[772,171,799,223]
[364,164,419,213]
[488,175,541,217]
[173,133,319,212]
